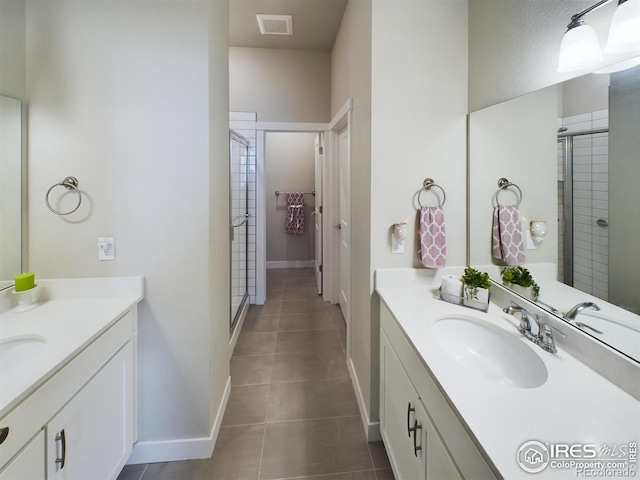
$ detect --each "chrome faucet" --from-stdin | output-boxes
[503,302,557,353]
[563,302,600,321]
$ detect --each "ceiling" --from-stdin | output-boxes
[229,0,348,52]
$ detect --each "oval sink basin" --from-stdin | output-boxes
[0,336,47,377]
[432,316,548,389]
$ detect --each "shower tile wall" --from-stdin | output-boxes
[231,112,257,301]
[558,110,609,300]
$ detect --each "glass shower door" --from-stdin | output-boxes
[230,131,250,333]
[558,129,610,301]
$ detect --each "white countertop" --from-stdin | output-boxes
[0,277,143,417]
[376,267,640,479]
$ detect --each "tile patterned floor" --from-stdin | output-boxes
[118,268,393,480]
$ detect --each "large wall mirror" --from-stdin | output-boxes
[469,65,640,363]
[0,94,23,290]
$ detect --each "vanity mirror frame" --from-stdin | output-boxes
[0,94,23,291]
[467,66,640,364]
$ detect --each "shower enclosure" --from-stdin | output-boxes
[557,125,610,301]
[230,131,251,333]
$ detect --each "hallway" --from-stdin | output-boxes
[118,268,392,480]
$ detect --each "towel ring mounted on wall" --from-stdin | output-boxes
[418,178,446,207]
[45,176,82,215]
[493,177,522,207]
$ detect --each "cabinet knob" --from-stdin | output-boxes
[413,419,423,457]
[0,426,9,445]
[407,402,415,437]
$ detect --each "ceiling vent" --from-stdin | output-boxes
[256,14,293,35]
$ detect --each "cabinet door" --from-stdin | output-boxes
[419,398,462,480]
[0,430,45,480]
[381,333,426,480]
[381,333,462,480]
[46,342,134,480]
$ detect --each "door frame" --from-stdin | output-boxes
[254,98,352,308]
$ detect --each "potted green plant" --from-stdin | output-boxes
[500,266,540,301]
[460,267,491,309]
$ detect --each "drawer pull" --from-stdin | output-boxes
[407,402,415,436]
[55,429,66,469]
[0,427,9,445]
[413,419,422,457]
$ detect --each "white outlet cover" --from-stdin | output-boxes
[98,236,115,260]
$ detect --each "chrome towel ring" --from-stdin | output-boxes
[46,176,82,215]
[418,178,446,207]
[493,177,522,207]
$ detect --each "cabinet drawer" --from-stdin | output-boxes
[380,304,498,479]
[0,311,134,468]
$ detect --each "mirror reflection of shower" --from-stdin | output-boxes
[230,131,254,333]
[557,119,610,302]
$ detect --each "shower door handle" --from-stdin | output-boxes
[596,218,608,227]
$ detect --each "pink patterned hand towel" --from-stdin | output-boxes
[285,192,305,235]
[492,205,526,265]
[419,206,446,268]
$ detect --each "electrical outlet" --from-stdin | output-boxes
[98,237,115,260]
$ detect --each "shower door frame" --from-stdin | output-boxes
[230,130,251,335]
[558,127,608,289]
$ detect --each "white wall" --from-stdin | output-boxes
[230,47,331,123]
[265,132,316,265]
[25,0,230,461]
[330,0,373,435]
[468,86,559,267]
[0,0,27,271]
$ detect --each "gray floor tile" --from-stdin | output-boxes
[281,286,320,300]
[208,424,264,480]
[281,299,334,315]
[267,378,359,422]
[278,310,339,331]
[231,354,274,386]
[233,332,277,356]
[368,441,391,469]
[222,384,270,426]
[275,329,343,354]
[242,315,279,333]
[283,277,318,288]
[260,417,373,479]
[375,468,395,480]
[116,464,147,480]
[247,300,281,318]
[271,349,349,383]
[296,471,379,480]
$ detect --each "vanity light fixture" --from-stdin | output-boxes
[558,0,640,72]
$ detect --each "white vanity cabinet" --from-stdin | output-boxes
[380,304,498,480]
[381,332,461,480]
[0,308,136,480]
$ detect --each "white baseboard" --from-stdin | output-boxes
[266,260,314,269]
[347,357,382,442]
[127,376,231,464]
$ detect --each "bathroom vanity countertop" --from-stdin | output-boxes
[0,277,143,417]
[375,268,639,479]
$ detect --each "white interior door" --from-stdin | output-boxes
[314,134,323,295]
[337,127,350,322]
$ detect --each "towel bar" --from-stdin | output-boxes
[275,190,315,196]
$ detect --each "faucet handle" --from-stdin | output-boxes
[540,325,557,354]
